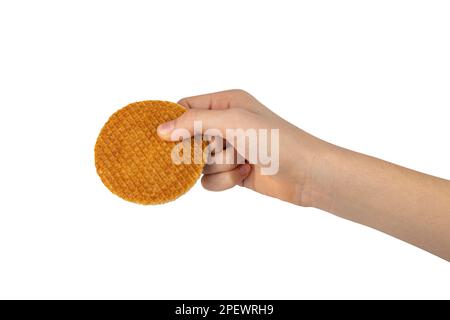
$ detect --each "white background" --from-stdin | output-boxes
[0,0,449,299]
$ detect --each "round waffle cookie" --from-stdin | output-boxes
[95,100,204,204]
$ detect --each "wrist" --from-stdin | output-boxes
[294,133,339,209]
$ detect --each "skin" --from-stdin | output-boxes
[157,89,450,261]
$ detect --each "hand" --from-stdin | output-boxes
[157,89,326,205]
[157,89,450,260]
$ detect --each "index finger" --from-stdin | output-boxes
[178,89,255,110]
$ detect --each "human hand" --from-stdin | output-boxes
[157,89,327,206]
[157,89,450,260]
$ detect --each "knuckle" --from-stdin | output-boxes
[229,89,249,96]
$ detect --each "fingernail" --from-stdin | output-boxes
[239,164,250,176]
[157,121,174,135]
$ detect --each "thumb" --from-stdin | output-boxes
[157,108,252,141]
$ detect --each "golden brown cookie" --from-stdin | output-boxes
[95,100,204,204]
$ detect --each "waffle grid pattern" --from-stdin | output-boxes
[95,100,204,204]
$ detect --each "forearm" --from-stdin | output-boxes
[308,141,450,260]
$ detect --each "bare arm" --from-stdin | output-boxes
[308,141,450,260]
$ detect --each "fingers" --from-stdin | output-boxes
[178,89,255,110]
[201,164,251,191]
[205,135,226,155]
[157,109,230,140]
[204,147,238,174]
[203,163,238,175]
[157,108,257,141]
